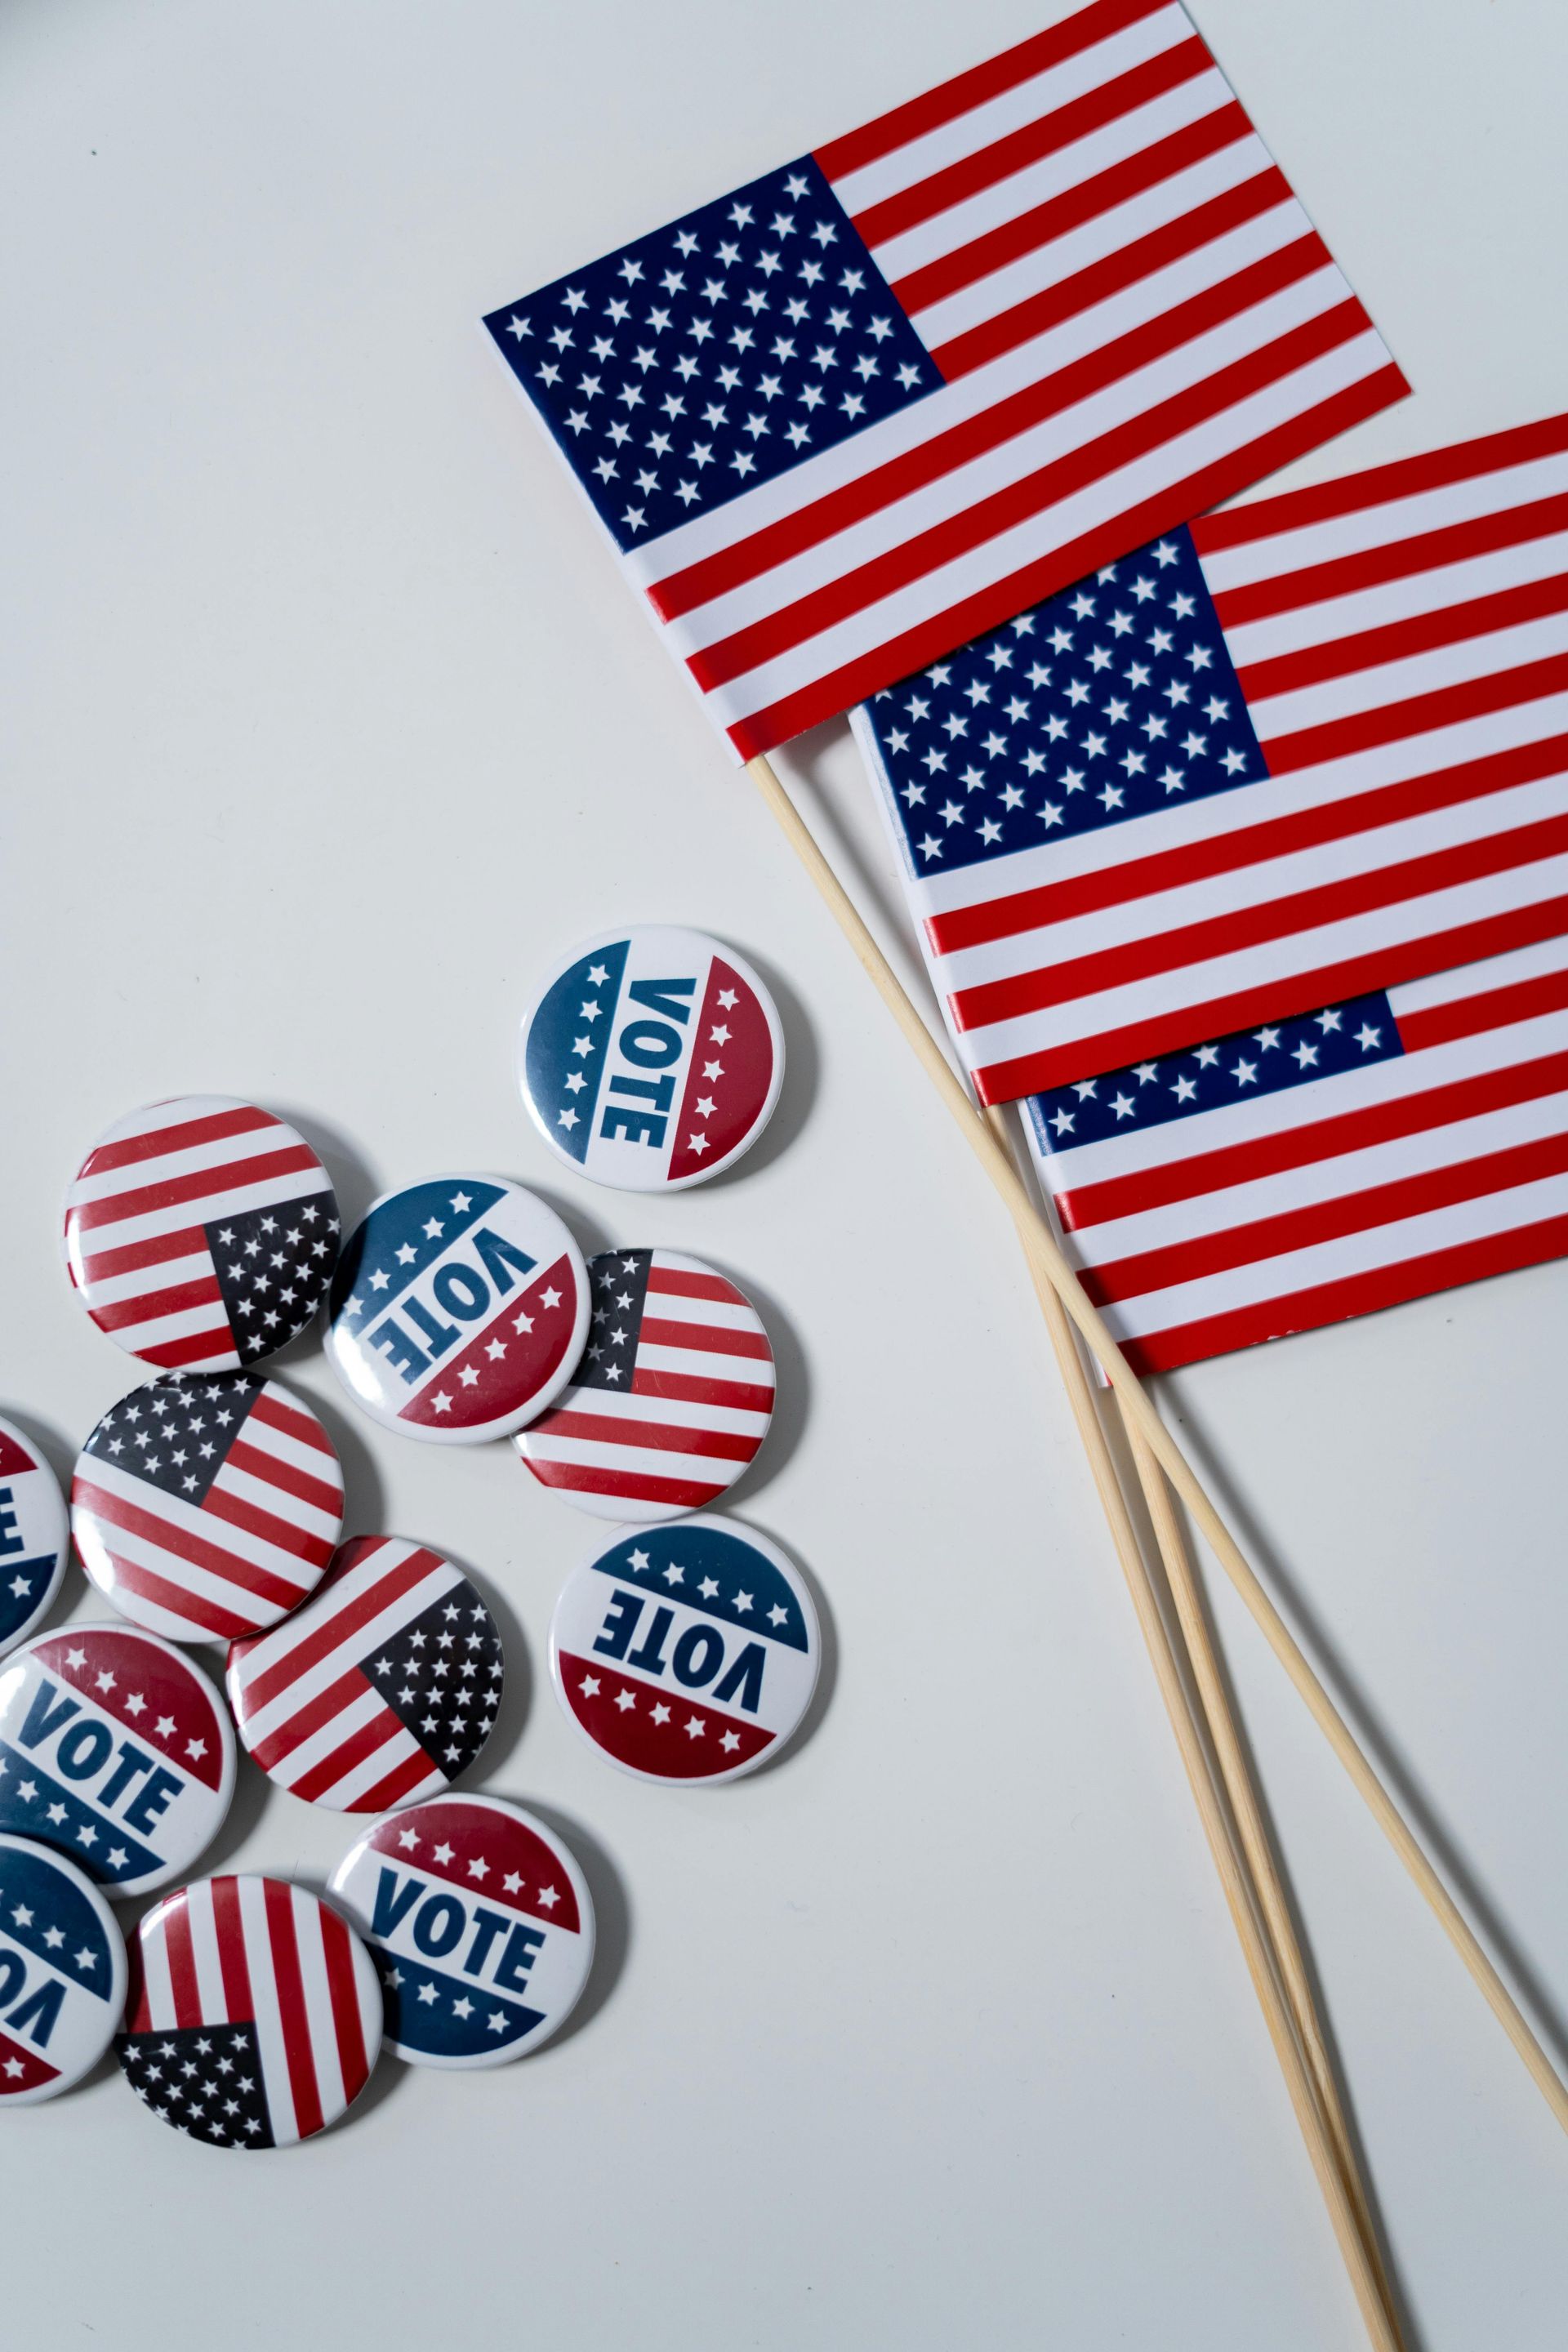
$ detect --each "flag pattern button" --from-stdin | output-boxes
[72,1373,345,1646]
[516,1249,776,1520]
[0,1624,235,1896]
[0,1415,69,1659]
[328,1793,595,2069]
[549,1514,819,1783]
[0,1833,127,2105]
[227,1537,504,1813]
[327,1177,589,1442]
[519,927,785,1190]
[118,1874,381,2147]
[62,1097,341,1372]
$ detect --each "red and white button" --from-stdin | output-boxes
[0,1414,69,1659]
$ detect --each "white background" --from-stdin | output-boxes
[2,1,1566,2345]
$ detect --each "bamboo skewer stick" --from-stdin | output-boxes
[748,748,1568,2136]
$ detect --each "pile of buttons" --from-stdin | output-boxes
[2,925,819,2144]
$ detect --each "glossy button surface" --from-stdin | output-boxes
[516,1249,775,1520]
[71,1373,344,1646]
[549,1514,818,1784]
[227,1537,504,1811]
[117,1875,381,2146]
[326,1176,589,1442]
[0,1833,127,2104]
[0,1415,69,1659]
[519,926,784,1190]
[62,1096,340,1371]
[0,1624,235,1895]
[327,1793,594,2069]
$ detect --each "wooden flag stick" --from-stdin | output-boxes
[987,1103,1398,2323]
[748,749,1568,2136]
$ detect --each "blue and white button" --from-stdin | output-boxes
[326,1177,590,1443]
[518,927,785,1191]
[0,1833,127,2103]
[0,1417,68,1659]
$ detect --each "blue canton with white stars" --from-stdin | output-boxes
[484,158,942,554]
[1026,990,1404,1154]
[865,528,1270,877]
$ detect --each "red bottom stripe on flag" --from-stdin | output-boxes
[557,1650,774,1778]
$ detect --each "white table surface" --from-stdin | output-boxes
[3,1,1566,2343]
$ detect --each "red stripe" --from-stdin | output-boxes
[73,1477,312,1615]
[849,38,1214,250]
[163,1893,203,2029]
[318,1902,373,2104]
[1260,648,1568,774]
[725,364,1406,758]
[81,1223,207,1284]
[639,1313,773,1360]
[69,1143,322,1233]
[1192,411,1568,555]
[630,1366,776,1411]
[86,1272,224,1335]
[248,1389,337,1456]
[1206,490,1568,631]
[261,1880,323,2140]
[233,1547,441,1711]
[529,1459,731,1509]
[536,1408,760,1462]
[210,1876,254,2023]
[139,1325,243,1371]
[930,729,1568,957]
[287,1712,406,1806]
[892,100,1251,316]
[81,1542,258,1641]
[1060,1045,1568,1232]
[1235,568,1568,708]
[932,168,1296,382]
[123,1934,153,2035]
[1081,1130,1568,1306]
[221,1435,341,1520]
[974,894,1568,1102]
[665,234,1339,642]
[244,1668,372,1772]
[952,810,1568,1033]
[645,1265,746,1304]
[1396,963,1568,1052]
[814,0,1170,181]
[350,1747,443,1815]
[78,1102,277,1178]
[1118,1210,1568,1374]
[202,1481,334,1570]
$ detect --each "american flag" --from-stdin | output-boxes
[71,1374,344,1646]
[0,1625,234,1896]
[857,411,1568,1102]
[225,1537,504,1812]
[118,1874,381,2148]
[327,1795,594,2067]
[1022,935,1568,1374]
[62,1096,341,1371]
[483,0,1401,760]
[0,1836,125,2105]
[515,1250,775,1519]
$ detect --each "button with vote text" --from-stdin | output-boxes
[0,1833,127,2104]
[0,1415,69,1659]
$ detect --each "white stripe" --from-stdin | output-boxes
[641,1286,761,1334]
[214,1456,340,1545]
[1389,930,1568,1018]
[185,1878,232,2023]
[241,1402,342,1490]
[292,1890,346,2123]
[826,3,1196,217]
[75,1247,212,1308]
[99,1300,229,1354]
[634,1339,777,1388]
[1245,608,1568,743]
[138,1906,178,2033]
[1195,448,1568,595]
[1220,528,1568,670]
[235,1568,457,1743]
[549,1383,770,1437]
[238,1875,296,2143]
[525,1432,746,1486]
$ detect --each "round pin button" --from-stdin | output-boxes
[62,1096,341,1373]
[71,1372,344,1646]
[327,1794,594,2069]
[516,1249,775,1521]
[549,1514,818,1784]
[326,1176,589,1443]
[117,1875,381,2147]
[0,1415,69,1659]
[0,1624,235,1895]
[0,1833,127,2105]
[228,1538,504,1811]
[519,926,785,1191]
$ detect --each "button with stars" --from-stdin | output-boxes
[0,1624,235,1896]
[0,1415,69,1660]
[326,1175,590,1441]
[519,926,785,1190]
[61,1096,341,1373]
[549,1514,818,1784]
[0,1831,127,2104]
[328,1793,595,2069]
[227,1537,504,1811]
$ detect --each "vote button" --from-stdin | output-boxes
[0,1414,69,1660]
[0,1833,127,2105]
